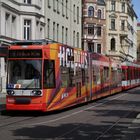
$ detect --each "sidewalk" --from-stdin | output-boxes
[0,93,6,111]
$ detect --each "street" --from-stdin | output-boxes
[0,87,140,140]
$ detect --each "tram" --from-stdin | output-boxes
[5,40,139,112]
[121,61,140,90]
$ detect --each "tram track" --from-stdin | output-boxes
[0,91,138,140]
[95,107,136,140]
[0,116,35,129]
[0,93,127,131]
[53,103,136,140]
[51,93,137,140]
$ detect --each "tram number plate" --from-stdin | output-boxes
[15,98,31,104]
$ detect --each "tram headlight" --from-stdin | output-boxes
[7,90,15,96]
[32,90,42,96]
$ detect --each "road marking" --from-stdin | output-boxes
[24,93,127,127]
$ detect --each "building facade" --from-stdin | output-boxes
[82,0,106,54]
[45,0,82,48]
[105,0,137,62]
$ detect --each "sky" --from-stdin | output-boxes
[132,0,140,21]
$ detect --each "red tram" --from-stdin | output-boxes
[6,40,138,112]
[121,61,140,90]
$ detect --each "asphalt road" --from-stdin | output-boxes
[0,87,140,140]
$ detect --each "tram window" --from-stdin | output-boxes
[61,67,69,87]
[127,68,131,80]
[103,67,109,82]
[92,67,97,84]
[117,68,122,83]
[13,64,21,77]
[111,68,115,82]
[122,69,126,80]
[82,69,85,85]
[69,68,74,87]
[61,67,75,87]
[93,65,100,84]
[44,60,55,88]
[112,68,119,82]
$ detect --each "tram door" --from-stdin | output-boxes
[100,66,104,92]
[75,68,82,99]
[85,68,90,101]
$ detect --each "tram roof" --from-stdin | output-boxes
[11,39,55,46]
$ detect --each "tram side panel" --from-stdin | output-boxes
[44,44,91,111]
[110,61,122,94]
[121,63,140,91]
[90,53,112,99]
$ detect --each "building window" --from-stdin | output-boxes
[88,6,94,17]
[66,0,68,18]
[57,24,59,42]
[97,44,101,53]
[56,0,59,13]
[62,0,64,16]
[77,6,79,24]
[66,28,68,44]
[73,5,76,22]
[73,31,75,47]
[24,0,31,4]
[88,24,94,35]
[121,20,125,31]
[47,19,50,39]
[97,27,101,36]
[88,43,94,52]
[97,9,102,19]
[12,16,16,38]
[5,13,10,37]
[111,38,116,51]
[48,0,51,8]
[122,2,125,13]
[111,1,116,11]
[111,19,115,30]
[53,0,56,11]
[24,19,31,40]
[53,22,55,41]
[62,26,64,43]
[36,21,40,39]
[77,32,79,48]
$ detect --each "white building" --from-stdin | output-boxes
[45,0,82,48]
[0,0,82,93]
[0,0,45,41]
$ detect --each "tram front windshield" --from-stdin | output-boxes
[7,60,42,89]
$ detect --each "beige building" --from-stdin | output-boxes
[105,0,137,62]
[82,0,106,54]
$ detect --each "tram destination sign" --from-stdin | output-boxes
[9,50,42,58]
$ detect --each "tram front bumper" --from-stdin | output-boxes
[6,103,46,111]
[6,96,46,112]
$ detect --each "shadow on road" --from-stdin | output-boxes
[12,117,140,140]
